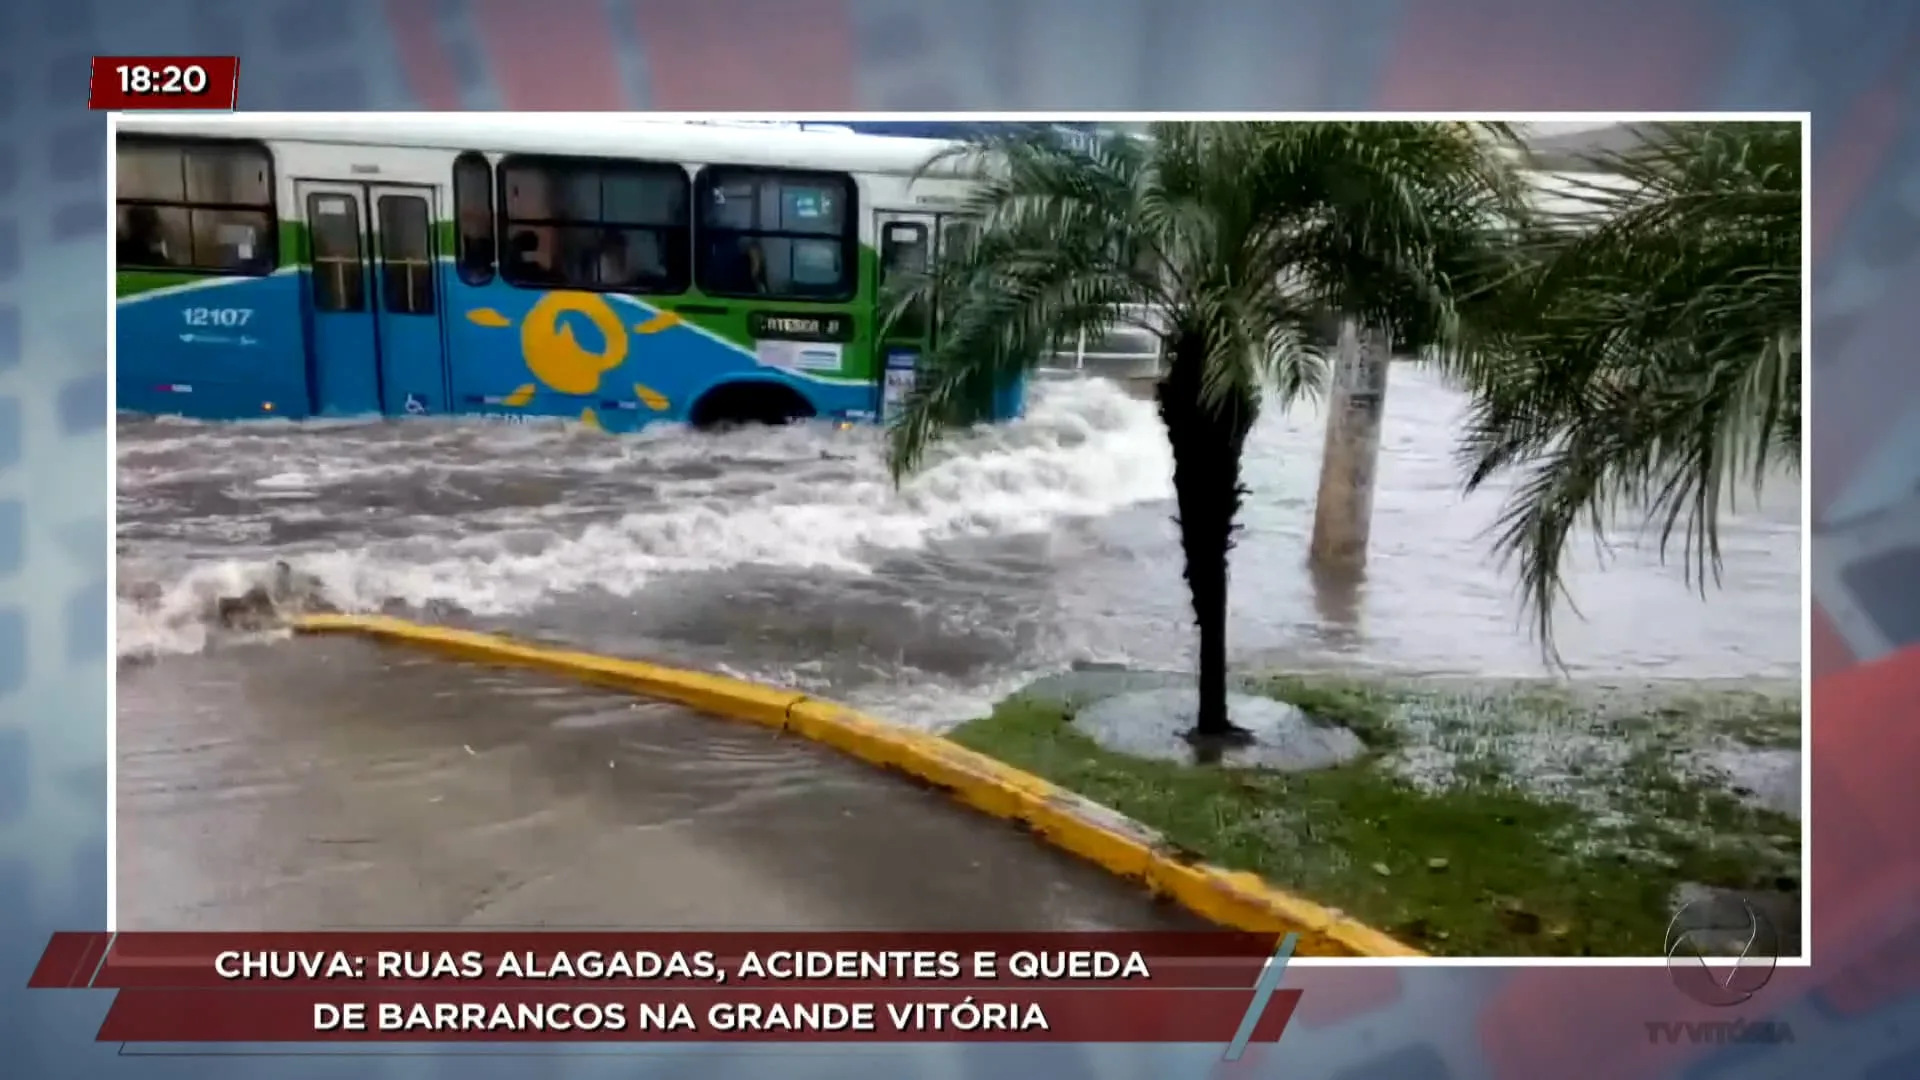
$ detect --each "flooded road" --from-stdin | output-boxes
[119,371,1802,711]
[115,370,1801,927]
[118,635,1203,930]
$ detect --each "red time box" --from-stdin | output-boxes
[90,56,240,111]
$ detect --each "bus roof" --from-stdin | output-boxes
[115,114,970,177]
[118,115,1640,207]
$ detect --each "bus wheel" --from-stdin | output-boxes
[688,382,818,430]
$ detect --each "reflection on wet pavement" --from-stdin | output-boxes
[117,636,1202,930]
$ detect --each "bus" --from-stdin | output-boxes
[112,115,1022,432]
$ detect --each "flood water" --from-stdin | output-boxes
[115,370,1802,927]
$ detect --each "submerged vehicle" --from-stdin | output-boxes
[113,115,1021,432]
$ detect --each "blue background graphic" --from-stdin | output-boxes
[3,1,1917,1077]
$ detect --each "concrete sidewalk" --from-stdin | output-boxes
[117,636,1201,931]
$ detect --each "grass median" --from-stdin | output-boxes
[947,672,1801,957]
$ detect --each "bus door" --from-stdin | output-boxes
[874,211,937,421]
[295,180,451,417]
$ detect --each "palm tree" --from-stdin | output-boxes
[883,122,1529,744]
[1452,122,1803,659]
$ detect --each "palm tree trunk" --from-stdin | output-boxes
[1155,332,1258,742]
[1308,318,1391,569]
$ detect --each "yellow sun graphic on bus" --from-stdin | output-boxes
[465,292,680,425]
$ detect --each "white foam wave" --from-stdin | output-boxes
[116,378,1173,660]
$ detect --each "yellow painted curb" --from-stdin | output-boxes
[292,613,1422,958]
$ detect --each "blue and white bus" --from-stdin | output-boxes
[113,115,1022,432]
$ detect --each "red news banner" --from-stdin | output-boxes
[34,932,1302,1044]
[89,56,241,110]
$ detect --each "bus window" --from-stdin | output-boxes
[185,148,271,205]
[554,171,602,222]
[377,195,436,316]
[116,204,190,268]
[452,152,495,285]
[116,138,276,275]
[588,227,675,292]
[503,227,555,285]
[695,167,855,302]
[498,157,688,294]
[941,219,976,260]
[307,193,365,313]
[880,221,930,338]
[189,210,269,272]
[882,221,929,274]
[937,218,979,327]
[118,141,188,201]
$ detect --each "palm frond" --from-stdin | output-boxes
[886,120,1534,478]
[883,130,1156,479]
[1453,121,1804,659]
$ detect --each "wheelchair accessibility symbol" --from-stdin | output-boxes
[403,394,428,415]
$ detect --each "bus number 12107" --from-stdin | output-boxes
[182,307,253,328]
